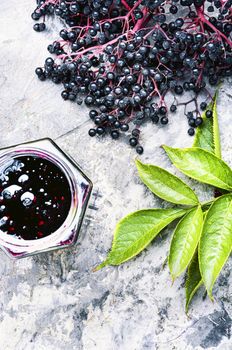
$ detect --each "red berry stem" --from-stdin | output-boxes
[196,6,232,47]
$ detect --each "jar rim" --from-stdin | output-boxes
[0,146,79,249]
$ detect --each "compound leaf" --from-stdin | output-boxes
[199,194,232,298]
[169,205,203,279]
[185,250,203,313]
[136,160,199,206]
[95,208,188,270]
[163,146,232,191]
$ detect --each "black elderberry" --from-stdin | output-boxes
[158,14,167,23]
[123,87,129,96]
[132,129,140,137]
[120,124,129,132]
[189,10,197,18]
[31,12,41,20]
[174,85,183,95]
[151,115,159,123]
[61,90,69,100]
[154,73,162,82]
[134,95,141,104]
[161,117,169,125]
[45,57,54,66]
[159,106,167,115]
[47,44,55,54]
[89,83,98,92]
[100,105,108,113]
[52,76,61,84]
[68,93,76,101]
[89,110,98,119]
[115,87,123,95]
[134,10,143,20]
[35,67,43,76]
[103,22,112,30]
[160,57,168,65]
[200,102,207,110]
[208,5,214,12]
[195,117,203,126]
[60,29,68,40]
[175,18,184,28]
[194,0,204,6]
[33,23,46,32]
[126,75,135,84]
[136,146,144,155]
[96,127,105,135]
[187,112,194,118]
[192,68,199,76]
[85,96,94,106]
[224,24,232,33]
[111,130,120,139]
[89,129,96,137]
[38,73,46,81]
[67,31,77,42]
[188,83,195,90]
[109,55,117,64]
[188,118,196,127]
[70,4,80,14]
[129,137,138,147]
[188,128,195,136]
[94,116,101,126]
[118,110,125,120]
[114,121,121,129]
[76,98,83,105]
[181,0,194,5]
[170,5,178,13]
[206,110,213,118]
[107,115,115,123]
[89,28,97,37]
[195,33,204,43]
[136,111,145,123]
[140,89,147,98]
[107,72,115,81]
[170,105,177,112]
[96,78,105,87]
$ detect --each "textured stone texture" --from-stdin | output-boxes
[0,1,231,349]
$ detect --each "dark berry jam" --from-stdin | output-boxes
[0,155,71,240]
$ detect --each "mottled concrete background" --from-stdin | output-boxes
[0,1,231,349]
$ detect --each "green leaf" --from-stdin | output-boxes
[169,205,203,279]
[163,146,232,191]
[95,208,188,270]
[185,249,203,313]
[193,93,221,158]
[199,194,232,298]
[135,160,199,206]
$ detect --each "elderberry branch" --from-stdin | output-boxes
[32,0,232,153]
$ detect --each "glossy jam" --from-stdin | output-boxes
[0,156,71,240]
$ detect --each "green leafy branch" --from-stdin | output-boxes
[95,93,232,312]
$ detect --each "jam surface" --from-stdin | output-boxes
[0,155,71,240]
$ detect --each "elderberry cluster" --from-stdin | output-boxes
[32,0,127,31]
[32,0,232,153]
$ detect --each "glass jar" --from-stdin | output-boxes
[0,138,92,258]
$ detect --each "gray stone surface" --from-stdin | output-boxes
[0,1,232,349]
